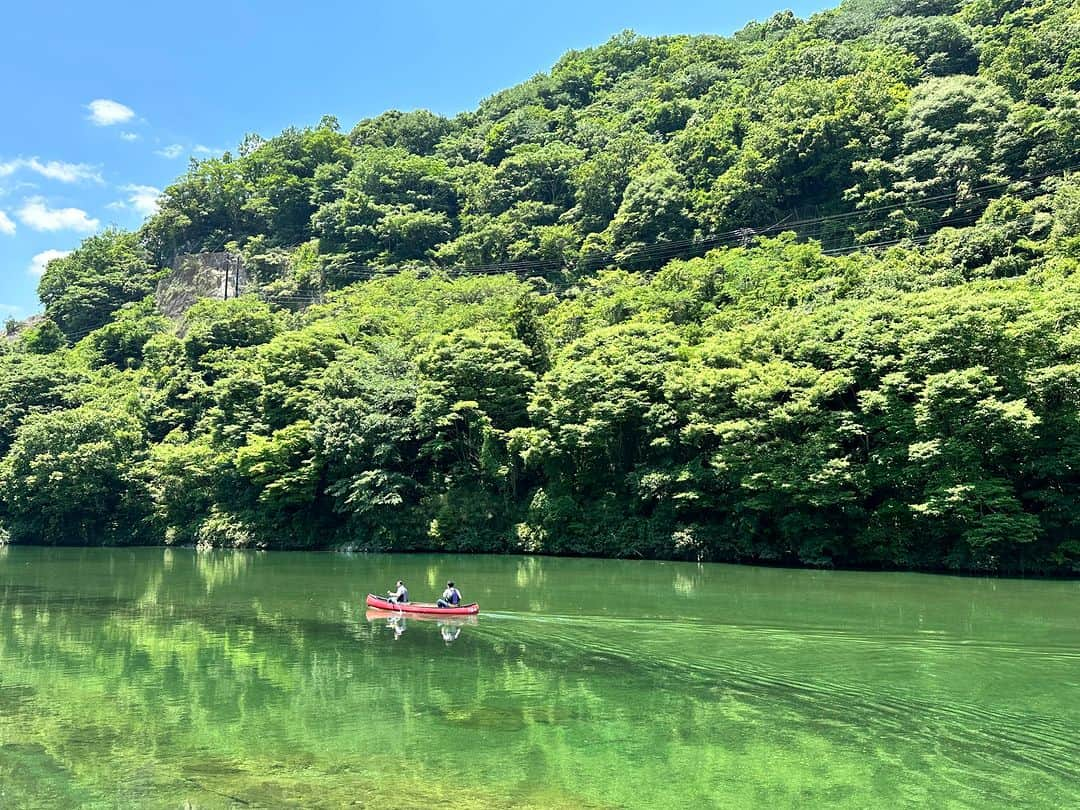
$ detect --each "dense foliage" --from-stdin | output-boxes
[3,0,1079,573]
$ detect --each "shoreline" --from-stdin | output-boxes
[3,540,1076,580]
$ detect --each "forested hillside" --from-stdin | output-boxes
[2,0,1079,573]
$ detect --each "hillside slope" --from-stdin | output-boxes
[2,0,1079,573]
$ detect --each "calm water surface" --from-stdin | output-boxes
[0,547,1077,808]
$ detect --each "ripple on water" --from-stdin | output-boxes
[468,610,1080,804]
[2,548,1079,808]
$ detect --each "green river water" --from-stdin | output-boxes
[0,546,1077,808]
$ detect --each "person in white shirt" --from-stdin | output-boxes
[386,580,408,604]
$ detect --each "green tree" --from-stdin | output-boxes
[37,230,163,340]
[851,75,1011,239]
[0,407,149,544]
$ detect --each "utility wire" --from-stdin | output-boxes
[50,164,1071,337]
[321,163,1069,289]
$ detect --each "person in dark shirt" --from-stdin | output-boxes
[436,581,461,608]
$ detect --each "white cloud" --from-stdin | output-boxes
[28,249,72,277]
[17,197,99,233]
[0,157,102,184]
[193,144,220,155]
[87,99,135,126]
[120,131,140,142]
[119,184,162,217]
[155,144,184,159]
[27,158,101,184]
[0,303,21,318]
[0,211,14,235]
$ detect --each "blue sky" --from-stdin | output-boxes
[0,0,832,319]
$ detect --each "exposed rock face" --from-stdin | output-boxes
[3,315,44,342]
[155,253,248,319]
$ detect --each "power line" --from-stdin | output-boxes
[43,163,1071,340]
[318,163,1072,291]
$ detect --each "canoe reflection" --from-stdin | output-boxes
[364,608,478,643]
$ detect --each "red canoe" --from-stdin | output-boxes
[366,593,480,616]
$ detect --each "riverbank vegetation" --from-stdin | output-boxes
[2,0,1079,573]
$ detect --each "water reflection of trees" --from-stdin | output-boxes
[1,550,1078,808]
[194,548,256,593]
[0,562,636,806]
[0,568,761,807]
